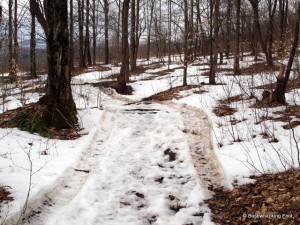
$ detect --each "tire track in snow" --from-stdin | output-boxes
[18,108,117,225]
[167,102,226,192]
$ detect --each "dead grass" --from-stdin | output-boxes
[206,169,300,225]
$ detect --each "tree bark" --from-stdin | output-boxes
[8,0,16,82]
[0,5,2,51]
[234,0,240,74]
[104,0,110,64]
[30,2,37,78]
[183,0,188,86]
[249,0,277,66]
[85,0,92,66]
[69,0,74,70]
[30,0,77,129]
[14,0,18,65]
[78,0,86,68]
[130,0,136,71]
[278,0,288,55]
[209,0,219,84]
[118,0,130,92]
[272,3,300,103]
[92,0,97,65]
[146,0,154,61]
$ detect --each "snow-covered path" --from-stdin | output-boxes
[19,100,221,225]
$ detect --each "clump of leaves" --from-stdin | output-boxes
[9,111,48,136]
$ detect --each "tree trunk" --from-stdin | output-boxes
[209,0,219,84]
[234,0,240,74]
[118,0,130,92]
[30,4,37,78]
[14,0,18,65]
[130,0,136,71]
[8,0,16,82]
[30,0,77,129]
[167,0,171,67]
[0,5,2,51]
[272,3,300,103]
[85,0,92,66]
[183,0,188,86]
[225,0,231,59]
[249,0,276,66]
[104,0,110,64]
[92,0,97,66]
[78,0,86,68]
[134,0,140,66]
[69,0,74,70]
[146,0,154,61]
[278,0,288,55]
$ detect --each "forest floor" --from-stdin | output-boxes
[1,55,300,224]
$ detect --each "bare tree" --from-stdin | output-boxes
[278,0,288,55]
[146,0,155,61]
[118,0,130,92]
[104,0,110,64]
[30,1,37,78]
[183,0,188,86]
[272,3,300,103]
[130,0,139,71]
[249,0,277,66]
[78,0,86,68]
[85,0,92,66]
[8,0,16,82]
[92,0,97,65]
[209,0,220,84]
[30,0,77,129]
[70,0,75,70]
[233,0,241,74]
[14,0,18,65]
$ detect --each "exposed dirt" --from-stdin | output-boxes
[206,169,300,225]
[142,85,204,101]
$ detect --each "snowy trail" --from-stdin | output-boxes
[17,98,222,225]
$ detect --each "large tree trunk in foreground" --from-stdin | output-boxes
[272,3,300,104]
[30,0,77,129]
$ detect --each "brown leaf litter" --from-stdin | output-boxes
[206,169,300,225]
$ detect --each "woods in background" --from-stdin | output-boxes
[0,0,299,128]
